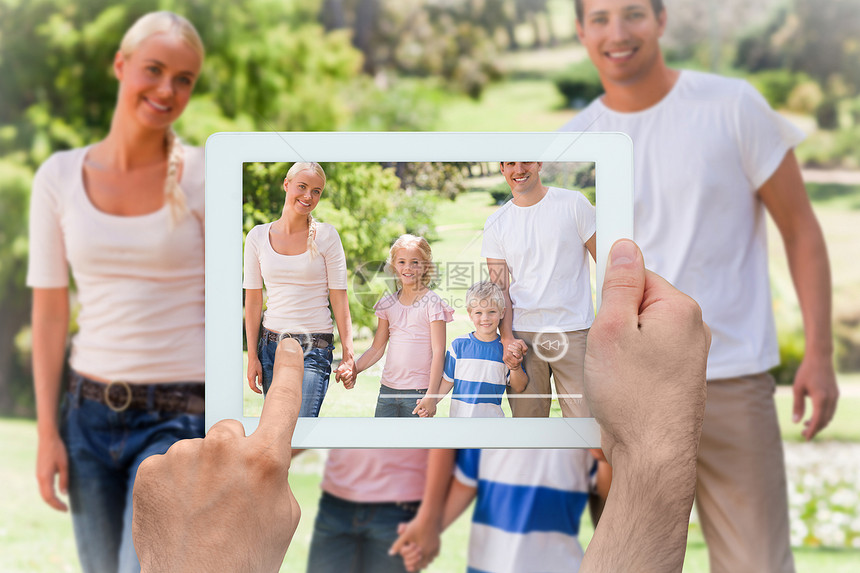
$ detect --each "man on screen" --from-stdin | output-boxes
[561,0,839,571]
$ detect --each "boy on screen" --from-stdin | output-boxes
[416,281,527,417]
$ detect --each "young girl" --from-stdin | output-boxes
[243,162,354,417]
[28,12,206,572]
[349,234,453,417]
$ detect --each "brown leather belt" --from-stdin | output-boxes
[69,371,204,414]
[260,328,333,349]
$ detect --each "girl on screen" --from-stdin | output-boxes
[346,234,453,417]
[27,12,206,572]
[243,162,355,417]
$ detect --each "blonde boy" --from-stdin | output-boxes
[417,281,527,418]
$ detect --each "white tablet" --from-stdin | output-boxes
[205,132,632,448]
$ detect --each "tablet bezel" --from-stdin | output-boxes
[205,132,632,448]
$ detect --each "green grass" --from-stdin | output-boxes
[4,416,860,572]
[14,184,860,571]
[806,182,860,211]
[775,374,860,443]
[437,79,575,132]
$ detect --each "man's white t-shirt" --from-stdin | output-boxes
[561,70,805,379]
[481,187,595,332]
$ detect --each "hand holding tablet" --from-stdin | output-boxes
[132,240,711,572]
[579,239,710,573]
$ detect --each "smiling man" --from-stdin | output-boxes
[561,1,839,571]
[483,161,596,419]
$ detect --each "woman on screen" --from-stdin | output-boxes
[27,12,206,572]
[243,162,355,416]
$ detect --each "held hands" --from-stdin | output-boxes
[133,339,305,573]
[414,395,437,417]
[391,517,441,572]
[502,338,528,371]
[506,342,525,371]
[335,358,356,389]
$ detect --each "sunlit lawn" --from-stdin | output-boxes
[4,399,860,573]
[9,156,860,571]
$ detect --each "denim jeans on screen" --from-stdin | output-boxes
[258,336,333,417]
[306,492,419,573]
[374,384,427,417]
[60,383,204,573]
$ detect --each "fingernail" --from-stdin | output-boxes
[792,414,800,423]
[610,240,636,267]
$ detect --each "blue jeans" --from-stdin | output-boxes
[307,492,419,573]
[258,335,333,417]
[374,384,427,418]
[60,382,204,573]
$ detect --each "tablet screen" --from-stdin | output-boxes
[206,133,632,447]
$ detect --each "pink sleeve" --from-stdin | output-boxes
[373,295,391,321]
[427,293,455,323]
[26,156,69,288]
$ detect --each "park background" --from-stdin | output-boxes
[1,0,859,570]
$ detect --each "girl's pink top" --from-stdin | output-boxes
[374,289,454,390]
[321,449,429,503]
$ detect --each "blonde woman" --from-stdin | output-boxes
[243,162,355,417]
[27,12,206,573]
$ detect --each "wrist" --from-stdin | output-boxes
[414,505,444,528]
[802,343,834,361]
[37,423,61,440]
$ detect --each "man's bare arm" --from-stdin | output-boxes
[486,257,527,366]
[758,150,838,440]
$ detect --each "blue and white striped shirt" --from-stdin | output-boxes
[444,334,511,418]
[456,448,596,573]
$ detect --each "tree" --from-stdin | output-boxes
[0,157,33,413]
[735,0,860,94]
[0,0,365,414]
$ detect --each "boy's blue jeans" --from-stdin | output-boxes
[60,381,204,573]
[258,334,333,417]
[307,492,419,573]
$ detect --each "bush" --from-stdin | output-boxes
[554,61,603,109]
[786,81,824,115]
[796,126,860,168]
[748,70,814,110]
[771,329,806,386]
[490,190,510,205]
[848,96,860,126]
[816,97,841,130]
[835,312,860,372]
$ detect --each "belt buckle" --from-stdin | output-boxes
[279,332,313,354]
[104,380,133,412]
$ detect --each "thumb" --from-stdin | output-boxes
[596,239,646,331]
